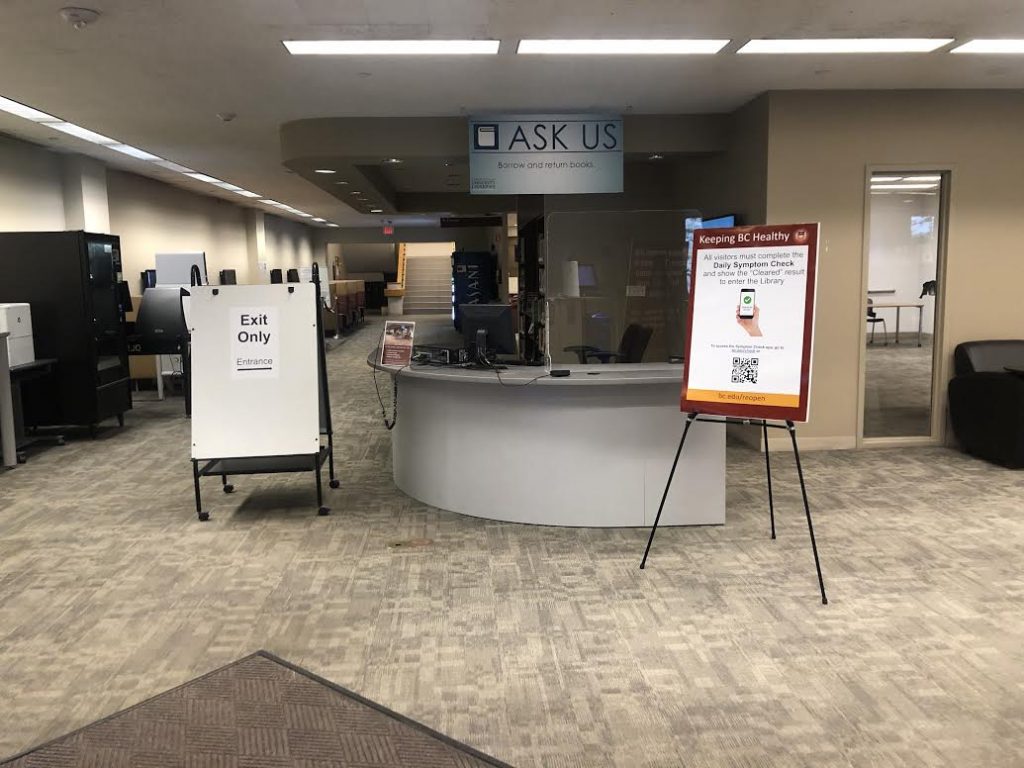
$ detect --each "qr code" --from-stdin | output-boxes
[732,356,759,384]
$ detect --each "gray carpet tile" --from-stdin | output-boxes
[864,338,934,438]
[1,317,1023,767]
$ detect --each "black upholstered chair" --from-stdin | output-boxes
[948,340,1024,468]
[565,323,653,364]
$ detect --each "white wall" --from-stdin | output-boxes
[107,170,251,291]
[0,134,65,232]
[868,192,940,333]
[404,242,454,259]
[0,133,321,290]
[265,214,323,277]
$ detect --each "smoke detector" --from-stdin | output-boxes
[60,7,101,29]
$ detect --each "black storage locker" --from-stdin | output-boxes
[0,230,132,431]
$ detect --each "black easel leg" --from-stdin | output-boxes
[192,460,208,521]
[763,421,776,540]
[315,455,329,516]
[640,412,698,570]
[184,347,192,418]
[786,422,828,605]
[328,436,340,489]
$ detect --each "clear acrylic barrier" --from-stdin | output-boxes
[545,210,701,365]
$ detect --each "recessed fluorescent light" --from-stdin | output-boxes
[952,39,1024,54]
[335,180,349,185]
[314,169,336,174]
[154,160,195,174]
[738,38,953,54]
[517,39,729,55]
[901,175,942,182]
[213,181,243,191]
[870,183,939,190]
[312,217,326,223]
[233,190,261,198]
[283,40,499,55]
[326,223,340,228]
[0,95,57,122]
[871,175,904,182]
[48,122,117,144]
[296,212,313,218]
[109,144,162,161]
[185,172,223,184]
[383,158,403,165]
[259,199,282,206]
[370,208,383,213]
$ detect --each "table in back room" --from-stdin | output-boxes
[871,301,926,346]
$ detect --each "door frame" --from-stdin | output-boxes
[856,164,953,448]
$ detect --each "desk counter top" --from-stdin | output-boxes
[368,355,684,387]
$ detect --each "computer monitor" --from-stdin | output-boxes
[701,214,737,229]
[133,286,189,354]
[578,263,598,289]
[460,303,517,363]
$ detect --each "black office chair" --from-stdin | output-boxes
[866,298,887,346]
[565,323,653,364]
[919,280,937,298]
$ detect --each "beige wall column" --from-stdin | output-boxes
[61,155,110,233]
[245,209,267,284]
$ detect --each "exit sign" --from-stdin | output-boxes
[382,224,394,236]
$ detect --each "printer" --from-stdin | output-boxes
[0,303,35,367]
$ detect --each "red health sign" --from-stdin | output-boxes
[681,223,819,422]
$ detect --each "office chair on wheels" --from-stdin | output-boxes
[565,323,654,364]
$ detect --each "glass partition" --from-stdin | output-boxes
[544,210,700,365]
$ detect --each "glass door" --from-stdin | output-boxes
[87,239,129,386]
[862,172,947,439]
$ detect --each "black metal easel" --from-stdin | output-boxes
[640,413,828,605]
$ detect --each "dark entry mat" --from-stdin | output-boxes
[2,651,513,767]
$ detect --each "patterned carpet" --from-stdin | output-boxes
[1,317,1023,767]
[864,339,934,438]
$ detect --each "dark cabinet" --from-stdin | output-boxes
[0,231,132,430]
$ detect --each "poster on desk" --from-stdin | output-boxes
[681,223,819,422]
[380,320,416,367]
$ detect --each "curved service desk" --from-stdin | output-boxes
[370,358,725,528]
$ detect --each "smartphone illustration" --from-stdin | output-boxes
[739,288,756,319]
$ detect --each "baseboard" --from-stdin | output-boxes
[765,434,858,452]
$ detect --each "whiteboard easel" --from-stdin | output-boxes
[186,269,338,520]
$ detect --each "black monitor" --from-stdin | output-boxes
[132,286,189,354]
[460,303,517,363]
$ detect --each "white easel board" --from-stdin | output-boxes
[156,252,208,287]
[189,283,319,459]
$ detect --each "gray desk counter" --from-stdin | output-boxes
[369,356,725,528]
